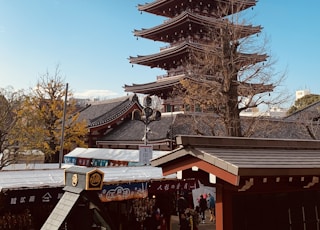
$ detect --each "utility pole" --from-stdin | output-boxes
[59,83,68,168]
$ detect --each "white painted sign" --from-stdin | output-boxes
[139,145,153,165]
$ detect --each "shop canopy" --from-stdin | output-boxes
[0,168,64,191]
[64,147,169,163]
[0,166,176,192]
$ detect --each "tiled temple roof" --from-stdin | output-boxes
[137,0,256,18]
[134,11,261,43]
[124,75,182,95]
[98,113,174,142]
[78,96,316,147]
[77,94,142,128]
[97,113,314,145]
[285,101,320,121]
[89,95,141,128]
[129,41,267,70]
[125,75,273,100]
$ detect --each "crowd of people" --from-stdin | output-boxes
[143,206,167,230]
[138,192,216,230]
[178,193,216,230]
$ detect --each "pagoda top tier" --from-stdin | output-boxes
[138,0,256,18]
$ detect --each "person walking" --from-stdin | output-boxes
[207,193,216,223]
[178,195,188,225]
[198,195,207,224]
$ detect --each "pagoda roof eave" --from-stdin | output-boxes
[124,75,183,95]
[129,41,196,69]
[129,41,267,69]
[124,74,273,98]
[138,0,256,18]
[134,11,261,42]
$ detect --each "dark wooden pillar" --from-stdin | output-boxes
[216,184,223,230]
[216,183,234,230]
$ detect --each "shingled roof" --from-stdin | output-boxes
[285,100,320,121]
[97,113,175,143]
[75,93,317,149]
[96,112,314,150]
[77,94,142,128]
[150,135,320,186]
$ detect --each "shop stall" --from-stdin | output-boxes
[0,168,64,229]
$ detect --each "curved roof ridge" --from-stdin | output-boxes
[137,0,256,18]
[90,95,131,105]
[130,41,267,66]
[135,10,261,40]
[89,95,142,127]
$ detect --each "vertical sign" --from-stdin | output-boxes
[139,145,153,165]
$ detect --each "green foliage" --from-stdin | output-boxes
[287,94,320,115]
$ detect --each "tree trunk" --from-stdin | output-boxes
[225,75,242,137]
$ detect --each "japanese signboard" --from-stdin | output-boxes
[148,180,197,193]
[6,188,64,206]
[98,182,148,202]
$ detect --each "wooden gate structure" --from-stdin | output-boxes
[151,135,320,230]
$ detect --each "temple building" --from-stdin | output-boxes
[5,1,320,229]
[125,0,273,112]
[75,94,143,148]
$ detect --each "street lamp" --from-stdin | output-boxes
[132,96,161,165]
[132,95,161,145]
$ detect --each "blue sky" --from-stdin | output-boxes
[0,1,319,107]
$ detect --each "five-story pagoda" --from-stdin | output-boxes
[125,0,273,113]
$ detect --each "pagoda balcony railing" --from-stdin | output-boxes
[156,74,168,80]
[156,69,186,80]
[159,38,203,52]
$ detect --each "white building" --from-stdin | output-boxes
[296,90,310,101]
